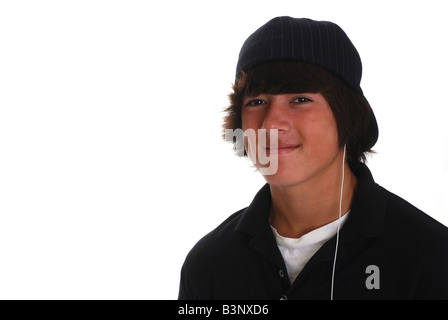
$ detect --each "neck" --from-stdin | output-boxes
[269,161,357,239]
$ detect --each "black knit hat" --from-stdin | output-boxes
[236,16,363,94]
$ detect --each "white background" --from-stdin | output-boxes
[0,0,447,299]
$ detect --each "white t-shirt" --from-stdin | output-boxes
[271,212,350,284]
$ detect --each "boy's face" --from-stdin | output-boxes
[241,92,342,187]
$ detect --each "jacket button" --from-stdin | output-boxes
[279,269,285,278]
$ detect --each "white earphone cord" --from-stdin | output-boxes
[330,144,346,300]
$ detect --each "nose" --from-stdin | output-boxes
[261,96,290,132]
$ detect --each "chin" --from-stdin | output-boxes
[261,169,304,187]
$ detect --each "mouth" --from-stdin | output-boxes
[264,144,301,155]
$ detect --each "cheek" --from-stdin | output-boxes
[241,111,261,132]
[240,113,257,157]
[302,112,339,152]
[240,111,249,131]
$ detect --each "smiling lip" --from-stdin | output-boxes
[264,144,300,155]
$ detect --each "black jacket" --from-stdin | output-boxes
[179,163,448,299]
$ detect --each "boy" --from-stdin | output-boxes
[179,16,448,299]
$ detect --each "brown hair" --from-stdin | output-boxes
[222,60,378,169]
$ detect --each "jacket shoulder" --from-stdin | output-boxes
[380,186,448,240]
[178,208,247,299]
[380,186,448,298]
[187,208,247,258]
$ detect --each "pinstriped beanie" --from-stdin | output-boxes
[236,17,364,94]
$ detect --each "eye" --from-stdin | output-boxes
[293,97,312,103]
[245,99,266,107]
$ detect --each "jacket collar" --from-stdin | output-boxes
[235,184,284,266]
[340,163,386,243]
[235,163,386,243]
[235,183,272,236]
